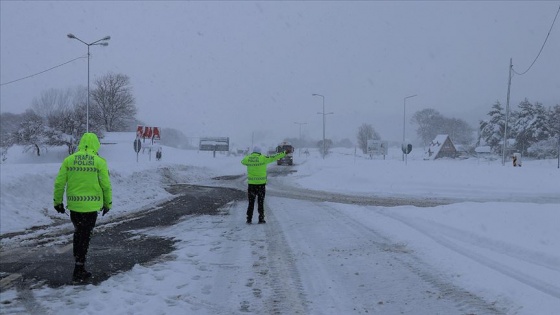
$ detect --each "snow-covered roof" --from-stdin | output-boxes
[424,134,452,160]
[433,134,448,144]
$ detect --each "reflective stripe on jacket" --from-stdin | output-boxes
[53,133,112,212]
[241,152,286,185]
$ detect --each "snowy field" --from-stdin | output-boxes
[1,132,559,314]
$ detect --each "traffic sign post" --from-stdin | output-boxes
[134,138,142,162]
[402,143,412,165]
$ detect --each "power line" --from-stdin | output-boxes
[512,4,560,76]
[0,55,86,87]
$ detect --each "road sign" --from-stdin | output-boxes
[402,143,412,154]
[134,139,142,153]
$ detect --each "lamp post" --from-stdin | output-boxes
[294,122,307,156]
[312,94,333,159]
[67,33,111,133]
[403,94,417,161]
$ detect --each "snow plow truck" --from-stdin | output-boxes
[276,141,294,165]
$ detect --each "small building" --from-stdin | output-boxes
[424,134,457,160]
[474,146,492,156]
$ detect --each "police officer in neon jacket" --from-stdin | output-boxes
[241,146,285,224]
[53,132,112,283]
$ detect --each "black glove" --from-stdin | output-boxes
[101,207,110,216]
[54,204,65,214]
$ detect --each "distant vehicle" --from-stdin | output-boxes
[276,141,294,165]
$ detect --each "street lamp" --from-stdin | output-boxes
[294,122,307,156]
[312,93,333,159]
[67,33,111,133]
[403,94,417,161]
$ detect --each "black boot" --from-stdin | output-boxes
[246,217,252,224]
[72,263,92,283]
[258,216,266,224]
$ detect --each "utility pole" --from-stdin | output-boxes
[402,94,417,162]
[502,58,513,166]
[294,122,307,156]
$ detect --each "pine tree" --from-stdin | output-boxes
[479,101,505,153]
[511,99,550,155]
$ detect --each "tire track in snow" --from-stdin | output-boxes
[380,210,560,300]
[261,201,309,314]
[206,200,307,314]
[303,201,507,315]
[413,217,560,272]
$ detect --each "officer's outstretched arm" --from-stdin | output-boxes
[272,151,286,162]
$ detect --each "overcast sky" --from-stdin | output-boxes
[1,1,559,148]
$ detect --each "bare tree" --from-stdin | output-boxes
[411,108,444,146]
[31,88,59,118]
[317,139,333,158]
[91,73,137,132]
[356,123,380,153]
[441,117,474,145]
[29,87,98,154]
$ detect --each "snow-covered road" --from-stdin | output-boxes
[1,191,509,315]
[268,197,506,314]
[1,142,559,314]
[100,194,506,315]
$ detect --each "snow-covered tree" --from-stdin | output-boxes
[10,110,48,156]
[548,104,560,139]
[479,101,506,153]
[0,113,20,162]
[529,104,560,159]
[0,112,24,136]
[45,106,82,155]
[479,99,558,158]
[528,138,558,159]
[30,87,104,154]
[510,99,550,155]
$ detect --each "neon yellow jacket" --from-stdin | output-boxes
[241,152,286,185]
[53,133,112,212]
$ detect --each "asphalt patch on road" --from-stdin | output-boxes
[0,185,245,289]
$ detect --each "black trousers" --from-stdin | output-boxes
[247,184,266,220]
[70,211,98,264]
